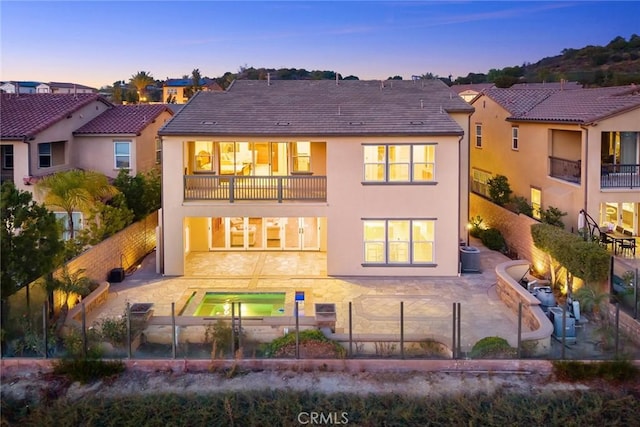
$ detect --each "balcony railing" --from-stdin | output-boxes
[601,164,640,189]
[184,175,327,202]
[549,156,581,184]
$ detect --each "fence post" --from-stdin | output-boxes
[126,302,132,359]
[452,302,457,359]
[295,301,300,359]
[231,303,236,357]
[171,302,176,359]
[400,301,404,360]
[517,302,522,359]
[42,302,48,359]
[348,302,353,357]
[238,302,242,355]
[561,304,566,360]
[457,303,461,358]
[81,303,87,359]
[615,303,620,358]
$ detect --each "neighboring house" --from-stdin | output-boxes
[470,85,640,234]
[0,81,44,94]
[163,78,223,104]
[451,83,494,103]
[509,81,583,90]
[73,104,173,178]
[0,93,112,195]
[49,82,97,94]
[158,79,474,277]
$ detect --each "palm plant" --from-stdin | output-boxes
[36,170,119,240]
[129,71,154,102]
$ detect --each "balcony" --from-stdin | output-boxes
[601,164,640,189]
[549,156,581,184]
[184,175,327,202]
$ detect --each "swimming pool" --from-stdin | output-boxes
[193,292,286,317]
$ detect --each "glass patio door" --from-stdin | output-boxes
[283,217,319,250]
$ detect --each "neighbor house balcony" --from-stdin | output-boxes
[184,174,327,202]
[600,164,640,189]
[549,156,581,184]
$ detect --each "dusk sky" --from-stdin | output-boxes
[1,1,639,89]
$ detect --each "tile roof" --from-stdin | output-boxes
[74,104,172,135]
[0,93,111,139]
[160,79,474,137]
[164,78,214,87]
[49,82,97,91]
[513,85,640,123]
[477,85,640,123]
[510,81,582,90]
[450,83,494,94]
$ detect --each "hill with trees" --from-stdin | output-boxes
[453,34,640,87]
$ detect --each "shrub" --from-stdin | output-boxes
[468,215,485,238]
[262,329,345,358]
[480,228,506,251]
[470,336,516,359]
[52,358,125,384]
[540,206,567,228]
[508,196,533,217]
[553,359,639,382]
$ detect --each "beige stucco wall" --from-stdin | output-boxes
[72,110,171,178]
[1,141,30,194]
[162,131,466,277]
[27,100,110,182]
[471,96,639,232]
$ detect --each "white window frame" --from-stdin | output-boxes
[114,140,131,169]
[471,168,492,198]
[531,187,541,220]
[512,126,519,150]
[475,124,482,148]
[54,212,83,241]
[363,219,436,265]
[155,137,162,165]
[38,143,52,168]
[362,143,436,183]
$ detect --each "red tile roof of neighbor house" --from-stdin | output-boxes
[74,104,173,135]
[0,93,111,139]
[477,84,640,124]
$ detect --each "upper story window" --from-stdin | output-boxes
[2,145,13,169]
[512,126,519,150]
[363,144,435,183]
[38,141,64,168]
[291,141,311,172]
[114,141,131,169]
[363,219,435,265]
[155,137,162,165]
[475,124,482,148]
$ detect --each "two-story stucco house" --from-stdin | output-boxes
[163,78,223,104]
[470,85,640,234]
[158,79,474,277]
[73,104,173,178]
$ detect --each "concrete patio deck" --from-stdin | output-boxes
[87,240,532,353]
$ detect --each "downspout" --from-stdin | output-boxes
[580,124,589,213]
[459,133,467,246]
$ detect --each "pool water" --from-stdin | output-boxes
[193,292,286,317]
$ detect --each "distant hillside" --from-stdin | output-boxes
[454,34,640,87]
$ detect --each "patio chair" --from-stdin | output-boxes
[618,237,636,257]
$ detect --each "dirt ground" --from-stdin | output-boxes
[3,359,639,406]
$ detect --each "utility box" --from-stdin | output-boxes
[548,306,576,343]
[459,246,481,273]
[315,303,336,331]
[108,268,125,283]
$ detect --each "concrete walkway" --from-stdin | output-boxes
[87,239,527,353]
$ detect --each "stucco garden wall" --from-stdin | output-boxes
[470,193,551,277]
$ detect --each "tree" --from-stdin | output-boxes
[113,169,161,221]
[1,182,64,307]
[129,71,154,103]
[35,170,119,240]
[487,175,512,206]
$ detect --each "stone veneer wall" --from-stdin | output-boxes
[470,193,551,276]
[495,260,553,356]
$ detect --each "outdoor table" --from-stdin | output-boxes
[605,232,635,255]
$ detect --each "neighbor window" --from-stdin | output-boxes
[363,144,435,183]
[2,145,13,169]
[512,127,519,150]
[471,168,492,198]
[475,124,482,148]
[363,219,435,265]
[114,141,131,169]
[38,141,64,168]
[531,188,541,219]
[155,137,162,164]
[54,212,83,241]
